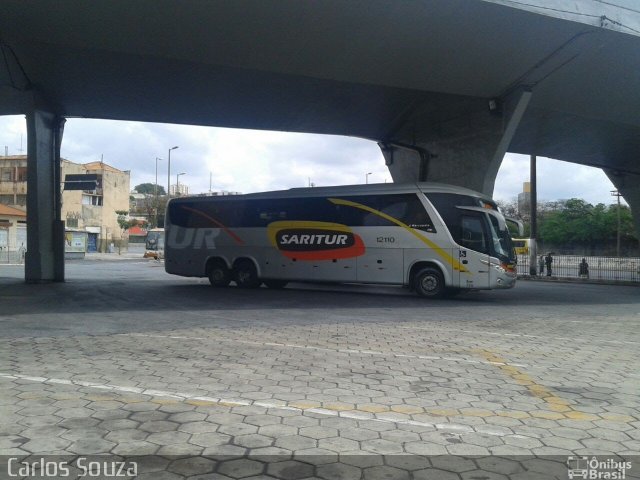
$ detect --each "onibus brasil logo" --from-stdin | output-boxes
[567,456,632,479]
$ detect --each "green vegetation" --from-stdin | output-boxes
[134,183,166,196]
[499,198,638,254]
[115,210,139,232]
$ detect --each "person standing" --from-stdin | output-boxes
[579,258,589,278]
[545,253,553,276]
[538,255,545,275]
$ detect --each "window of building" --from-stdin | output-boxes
[16,167,27,182]
[82,194,103,206]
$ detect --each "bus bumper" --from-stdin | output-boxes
[494,270,517,289]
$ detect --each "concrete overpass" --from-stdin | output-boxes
[1,0,639,282]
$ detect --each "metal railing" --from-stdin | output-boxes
[0,245,26,264]
[517,254,640,283]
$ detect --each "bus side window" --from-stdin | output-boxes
[460,215,488,253]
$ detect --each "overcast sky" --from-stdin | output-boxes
[0,115,624,206]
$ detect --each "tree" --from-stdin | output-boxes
[115,210,139,232]
[134,183,166,196]
[536,198,638,254]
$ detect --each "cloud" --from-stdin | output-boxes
[0,115,622,206]
[494,153,623,206]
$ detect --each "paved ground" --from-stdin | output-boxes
[0,259,639,479]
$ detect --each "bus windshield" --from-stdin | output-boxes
[146,230,164,251]
[486,211,515,263]
[425,192,516,264]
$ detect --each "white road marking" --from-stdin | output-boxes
[0,372,527,439]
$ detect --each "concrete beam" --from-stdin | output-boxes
[25,109,66,283]
[384,89,532,196]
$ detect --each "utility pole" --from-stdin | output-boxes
[167,146,178,198]
[154,157,162,227]
[611,190,622,257]
[529,155,538,276]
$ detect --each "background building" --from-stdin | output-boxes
[61,160,131,252]
[0,203,27,262]
[170,183,189,196]
[518,182,531,218]
[0,155,27,208]
[0,155,130,254]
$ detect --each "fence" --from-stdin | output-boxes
[517,254,640,283]
[0,245,26,264]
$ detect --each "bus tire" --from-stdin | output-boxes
[207,260,231,287]
[233,260,261,288]
[264,279,288,289]
[413,267,445,298]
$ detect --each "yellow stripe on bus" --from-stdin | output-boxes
[328,197,469,273]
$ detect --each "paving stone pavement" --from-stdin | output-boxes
[0,261,639,479]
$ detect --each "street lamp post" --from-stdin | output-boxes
[365,172,372,184]
[154,157,163,227]
[176,173,186,197]
[167,146,179,198]
[611,190,622,257]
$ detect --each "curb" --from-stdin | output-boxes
[517,275,639,287]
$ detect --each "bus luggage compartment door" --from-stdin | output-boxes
[312,257,357,282]
[357,248,403,284]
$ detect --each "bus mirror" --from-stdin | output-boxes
[505,217,524,236]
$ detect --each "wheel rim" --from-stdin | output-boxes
[421,275,438,292]
[211,269,225,282]
[237,270,251,283]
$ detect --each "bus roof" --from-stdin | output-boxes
[169,182,492,203]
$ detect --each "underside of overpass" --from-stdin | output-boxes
[1,0,639,281]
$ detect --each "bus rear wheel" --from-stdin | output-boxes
[233,260,261,288]
[208,261,231,287]
[413,267,445,299]
[264,279,288,289]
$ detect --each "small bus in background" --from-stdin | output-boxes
[143,228,165,259]
[164,183,518,298]
[512,238,530,255]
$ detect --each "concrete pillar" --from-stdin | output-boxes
[25,110,66,283]
[383,89,532,196]
[605,170,640,241]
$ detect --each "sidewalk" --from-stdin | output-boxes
[518,274,640,287]
[83,251,150,261]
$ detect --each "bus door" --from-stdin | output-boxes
[457,214,490,289]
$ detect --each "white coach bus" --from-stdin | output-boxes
[164,183,518,298]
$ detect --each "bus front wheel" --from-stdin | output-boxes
[233,260,261,288]
[413,268,445,299]
[208,261,231,287]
